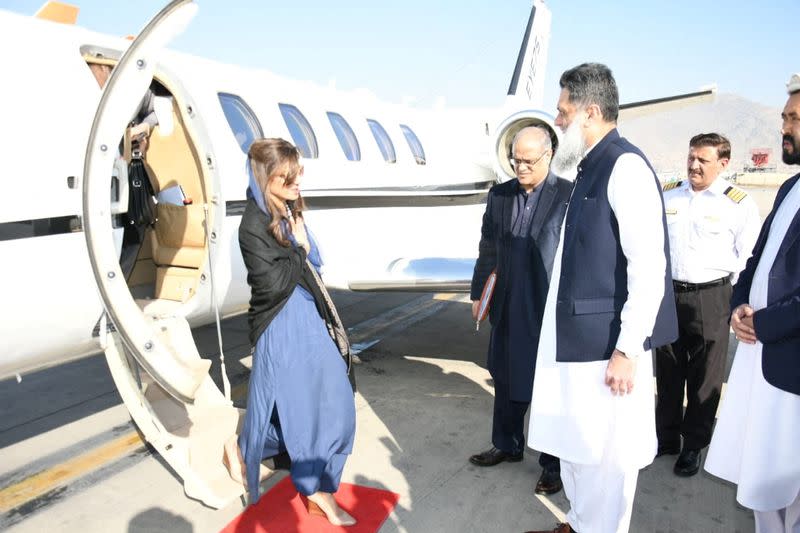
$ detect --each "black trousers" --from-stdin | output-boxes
[655,280,732,450]
[492,381,559,472]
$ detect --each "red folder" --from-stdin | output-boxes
[475,269,497,331]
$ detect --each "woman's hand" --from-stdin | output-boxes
[289,214,311,254]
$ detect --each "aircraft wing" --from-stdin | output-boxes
[619,86,717,121]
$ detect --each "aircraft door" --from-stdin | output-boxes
[82,0,246,508]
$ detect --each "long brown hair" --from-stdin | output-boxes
[248,138,306,247]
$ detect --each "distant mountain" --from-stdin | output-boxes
[619,93,791,177]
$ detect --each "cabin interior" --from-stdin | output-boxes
[85,56,210,307]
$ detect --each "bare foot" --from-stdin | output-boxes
[306,492,357,526]
[223,435,275,485]
[223,435,246,484]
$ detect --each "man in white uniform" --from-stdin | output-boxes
[705,74,800,533]
[657,133,760,477]
[524,63,677,533]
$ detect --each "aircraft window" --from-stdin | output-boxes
[366,119,396,163]
[327,112,361,161]
[218,93,264,154]
[278,104,319,158]
[400,124,426,165]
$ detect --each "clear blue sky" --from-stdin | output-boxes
[4,0,795,111]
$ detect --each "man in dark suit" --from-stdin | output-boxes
[469,125,573,496]
[704,73,800,533]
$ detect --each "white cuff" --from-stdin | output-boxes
[615,330,643,358]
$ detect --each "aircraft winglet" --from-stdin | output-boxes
[34,1,79,25]
[506,0,552,108]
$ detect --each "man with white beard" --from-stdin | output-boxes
[524,63,678,533]
[704,74,800,533]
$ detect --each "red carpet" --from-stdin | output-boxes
[220,477,400,533]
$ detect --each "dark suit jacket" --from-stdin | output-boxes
[471,172,573,328]
[731,172,800,395]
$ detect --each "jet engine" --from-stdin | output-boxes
[492,110,560,182]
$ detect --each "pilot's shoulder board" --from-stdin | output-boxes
[723,186,748,204]
[662,180,682,192]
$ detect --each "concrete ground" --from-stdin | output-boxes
[1,290,755,533]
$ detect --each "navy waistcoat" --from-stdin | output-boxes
[555,129,678,362]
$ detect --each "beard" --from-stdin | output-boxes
[552,114,587,175]
[783,134,800,165]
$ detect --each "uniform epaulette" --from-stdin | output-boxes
[723,186,748,203]
[662,180,682,192]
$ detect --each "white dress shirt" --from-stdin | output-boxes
[664,178,761,284]
[608,153,668,356]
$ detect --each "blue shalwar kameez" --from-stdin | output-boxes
[238,173,355,504]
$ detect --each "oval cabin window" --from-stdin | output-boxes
[400,124,426,165]
[327,112,361,161]
[218,93,264,154]
[366,119,396,163]
[278,103,319,159]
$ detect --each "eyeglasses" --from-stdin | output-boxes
[509,151,549,169]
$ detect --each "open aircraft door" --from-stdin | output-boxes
[82,0,245,508]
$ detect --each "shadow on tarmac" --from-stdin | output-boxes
[128,507,193,533]
[0,355,121,448]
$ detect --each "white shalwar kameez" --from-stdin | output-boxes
[705,178,800,533]
[528,152,666,533]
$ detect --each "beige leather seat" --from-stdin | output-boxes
[142,99,208,302]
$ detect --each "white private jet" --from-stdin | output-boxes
[0,0,714,507]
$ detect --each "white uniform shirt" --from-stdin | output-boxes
[663,178,760,284]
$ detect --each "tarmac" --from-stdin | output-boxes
[1,289,756,533]
[1,184,779,532]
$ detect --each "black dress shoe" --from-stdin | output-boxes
[674,448,702,477]
[656,442,680,457]
[469,446,523,467]
[535,469,563,495]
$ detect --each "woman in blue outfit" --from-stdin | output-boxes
[227,138,356,526]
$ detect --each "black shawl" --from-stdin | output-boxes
[238,198,330,346]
